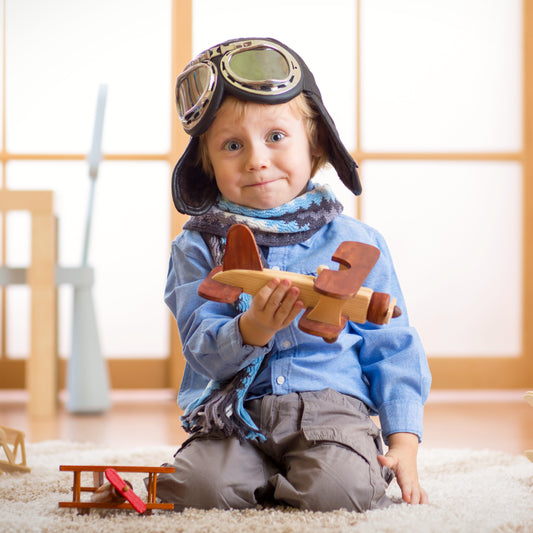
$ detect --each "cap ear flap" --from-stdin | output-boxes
[323,116,361,196]
[293,56,360,196]
[172,138,219,215]
[305,94,361,196]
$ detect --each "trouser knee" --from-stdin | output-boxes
[155,459,257,510]
[271,442,393,512]
[155,436,269,510]
[272,470,383,512]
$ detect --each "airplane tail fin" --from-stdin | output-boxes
[223,224,263,271]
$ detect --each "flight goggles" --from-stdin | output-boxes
[176,38,304,136]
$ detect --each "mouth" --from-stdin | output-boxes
[245,178,280,188]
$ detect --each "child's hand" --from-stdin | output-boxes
[377,432,428,505]
[239,278,304,346]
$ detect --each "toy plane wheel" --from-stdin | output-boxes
[367,292,402,325]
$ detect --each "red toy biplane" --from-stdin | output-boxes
[59,465,174,514]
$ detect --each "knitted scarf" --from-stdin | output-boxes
[181,183,343,442]
[183,183,343,247]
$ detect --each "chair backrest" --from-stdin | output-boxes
[0,189,58,417]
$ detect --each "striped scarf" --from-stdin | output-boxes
[183,183,343,247]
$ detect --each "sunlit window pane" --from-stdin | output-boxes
[7,160,170,358]
[6,0,171,154]
[0,4,4,149]
[361,161,522,357]
[7,161,90,266]
[6,287,29,358]
[360,0,522,152]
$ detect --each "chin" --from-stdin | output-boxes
[251,199,287,210]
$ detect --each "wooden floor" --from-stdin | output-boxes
[1,389,532,455]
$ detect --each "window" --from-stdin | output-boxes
[1,0,171,373]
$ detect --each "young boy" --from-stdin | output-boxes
[159,37,431,512]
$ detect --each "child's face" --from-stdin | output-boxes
[204,98,316,210]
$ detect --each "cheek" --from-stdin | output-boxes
[210,158,233,183]
[288,143,314,176]
[213,168,238,197]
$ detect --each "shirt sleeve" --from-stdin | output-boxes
[351,231,431,444]
[164,230,272,382]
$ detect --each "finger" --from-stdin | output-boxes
[277,285,300,312]
[403,484,427,505]
[404,485,417,505]
[269,280,301,322]
[253,278,281,312]
[267,279,291,311]
[275,301,301,330]
[279,292,304,326]
[414,488,426,505]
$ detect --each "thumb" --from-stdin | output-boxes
[377,454,397,470]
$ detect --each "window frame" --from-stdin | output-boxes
[1,0,531,390]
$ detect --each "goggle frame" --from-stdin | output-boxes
[176,39,303,136]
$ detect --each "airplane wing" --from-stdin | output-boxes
[314,241,380,298]
[105,468,147,514]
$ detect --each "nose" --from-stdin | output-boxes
[245,142,270,172]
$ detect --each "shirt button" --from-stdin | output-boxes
[282,340,291,349]
[272,266,280,271]
[276,375,285,385]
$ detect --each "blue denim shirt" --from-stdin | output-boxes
[165,214,431,443]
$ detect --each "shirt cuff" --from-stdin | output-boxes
[216,317,273,374]
[378,399,425,445]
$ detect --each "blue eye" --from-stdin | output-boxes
[224,140,241,151]
[268,131,285,143]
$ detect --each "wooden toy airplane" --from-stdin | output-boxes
[0,425,30,474]
[198,224,401,343]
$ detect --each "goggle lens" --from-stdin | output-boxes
[227,47,290,83]
[176,63,216,120]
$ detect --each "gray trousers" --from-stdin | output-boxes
[156,388,394,512]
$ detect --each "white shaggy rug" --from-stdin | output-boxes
[1,441,532,532]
